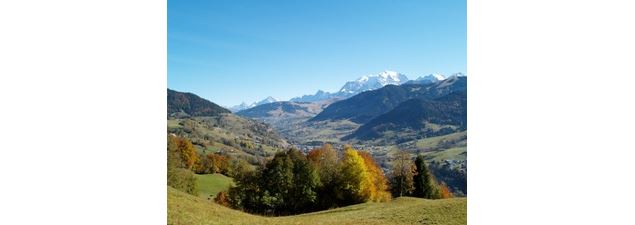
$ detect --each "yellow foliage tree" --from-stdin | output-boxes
[168,135,199,170]
[359,151,392,202]
[177,137,198,170]
[338,146,373,203]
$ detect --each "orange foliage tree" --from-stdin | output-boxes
[177,137,198,170]
[358,151,392,202]
[214,191,230,207]
[167,135,199,170]
[195,153,230,174]
[439,182,453,199]
[307,144,340,209]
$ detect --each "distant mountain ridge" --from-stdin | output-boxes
[310,76,467,124]
[339,70,409,94]
[229,96,278,112]
[235,99,338,143]
[290,70,409,103]
[345,91,467,141]
[231,70,464,113]
[289,90,333,102]
[168,89,231,117]
[237,101,329,119]
[407,73,446,85]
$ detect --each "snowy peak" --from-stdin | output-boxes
[254,96,278,106]
[418,73,446,81]
[230,96,278,112]
[377,70,408,83]
[406,73,447,85]
[339,70,409,94]
[426,73,446,81]
[229,102,255,112]
[290,90,333,102]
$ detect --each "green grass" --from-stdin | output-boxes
[168,187,467,225]
[423,147,467,162]
[195,174,234,199]
[415,131,467,150]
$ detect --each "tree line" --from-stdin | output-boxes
[390,151,453,199]
[167,135,248,195]
[168,136,453,216]
[222,144,390,215]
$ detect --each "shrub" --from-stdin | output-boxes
[167,168,198,195]
[214,191,230,207]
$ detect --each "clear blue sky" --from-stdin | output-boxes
[168,0,466,107]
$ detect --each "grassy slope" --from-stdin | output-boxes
[168,187,466,225]
[415,131,467,150]
[195,174,234,199]
[423,146,467,162]
[167,116,285,161]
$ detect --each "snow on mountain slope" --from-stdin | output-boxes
[339,70,409,94]
[229,96,278,112]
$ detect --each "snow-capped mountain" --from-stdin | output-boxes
[289,70,410,103]
[408,73,446,84]
[255,96,277,106]
[290,90,333,102]
[339,70,409,94]
[452,72,466,77]
[228,102,255,112]
[229,96,278,112]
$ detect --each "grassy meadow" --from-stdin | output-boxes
[195,174,233,199]
[168,187,466,225]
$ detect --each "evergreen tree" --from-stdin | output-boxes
[413,155,435,198]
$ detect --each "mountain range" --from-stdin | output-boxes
[229,96,278,112]
[167,89,289,162]
[171,71,466,146]
[167,75,466,194]
[232,70,458,111]
[168,89,231,117]
[289,70,410,103]
[310,75,466,124]
[344,91,467,142]
[233,74,466,146]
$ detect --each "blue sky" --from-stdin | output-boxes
[168,0,466,107]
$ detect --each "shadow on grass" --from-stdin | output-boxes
[295,206,365,216]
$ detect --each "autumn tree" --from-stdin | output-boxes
[167,135,198,195]
[359,151,392,202]
[307,144,340,209]
[438,182,453,199]
[167,135,180,169]
[307,144,339,185]
[168,135,198,170]
[194,152,211,174]
[195,153,230,174]
[214,191,230,207]
[337,146,372,204]
[390,151,415,197]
